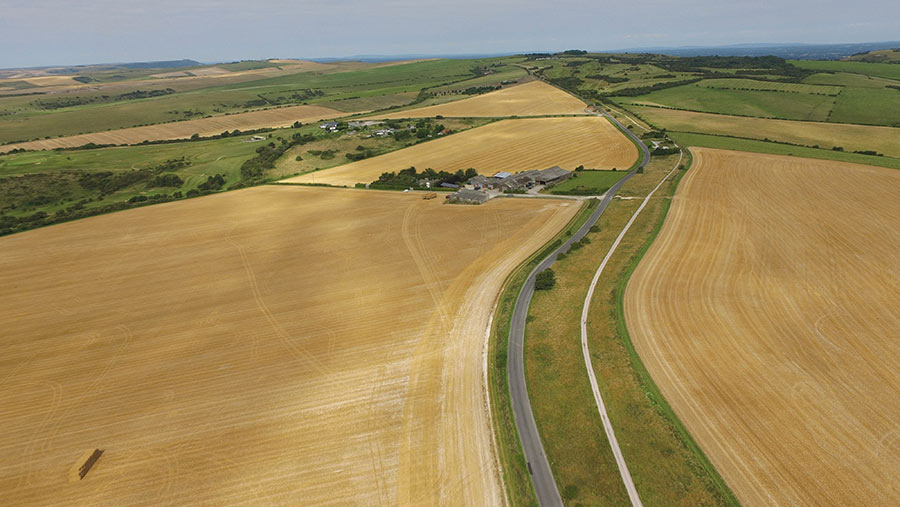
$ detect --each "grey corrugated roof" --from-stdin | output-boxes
[539,166,570,180]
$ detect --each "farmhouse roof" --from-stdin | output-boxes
[493,171,512,179]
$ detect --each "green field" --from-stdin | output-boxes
[620,81,837,121]
[547,169,626,195]
[0,117,483,235]
[829,87,900,126]
[790,59,900,80]
[697,78,841,95]
[803,71,900,88]
[668,132,900,170]
[626,105,900,158]
[0,58,523,144]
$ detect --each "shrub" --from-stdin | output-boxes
[535,269,556,290]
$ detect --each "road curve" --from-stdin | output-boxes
[579,149,683,507]
[506,113,650,506]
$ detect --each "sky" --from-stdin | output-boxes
[1,0,898,68]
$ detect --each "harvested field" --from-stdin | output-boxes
[625,148,900,506]
[283,116,638,187]
[0,105,348,153]
[21,76,82,87]
[630,106,900,158]
[368,80,588,118]
[0,185,578,505]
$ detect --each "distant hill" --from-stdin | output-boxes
[845,48,900,63]
[116,59,201,69]
[0,60,202,78]
[615,41,900,60]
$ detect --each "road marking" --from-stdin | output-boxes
[579,150,683,507]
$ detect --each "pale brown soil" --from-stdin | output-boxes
[365,81,588,119]
[625,148,900,506]
[0,185,577,505]
[0,105,349,153]
[283,117,638,187]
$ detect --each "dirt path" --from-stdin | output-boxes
[579,151,682,506]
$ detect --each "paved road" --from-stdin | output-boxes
[507,113,650,506]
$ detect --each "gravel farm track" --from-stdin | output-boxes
[0,185,577,505]
[625,148,900,506]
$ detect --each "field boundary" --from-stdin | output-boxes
[488,199,597,506]
[578,149,684,507]
[496,110,649,506]
[613,148,740,506]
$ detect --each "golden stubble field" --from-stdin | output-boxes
[0,185,578,505]
[368,80,588,119]
[629,105,900,158]
[284,116,638,187]
[625,148,900,505]
[0,105,348,153]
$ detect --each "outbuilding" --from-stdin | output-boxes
[447,188,490,204]
[536,166,572,185]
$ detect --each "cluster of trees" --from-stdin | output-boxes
[0,191,185,236]
[586,74,629,83]
[345,145,375,161]
[197,174,226,191]
[608,78,702,97]
[31,88,176,110]
[239,89,324,108]
[461,85,501,95]
[78,158,191,196]
[535,268,556,290]
[656,56,813,81]
[239,132,316,181]
[371,166,477,189]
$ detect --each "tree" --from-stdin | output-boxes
[535,269,556,290]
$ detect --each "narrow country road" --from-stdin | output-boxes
[578,149,683,507]
[506,112,650,506]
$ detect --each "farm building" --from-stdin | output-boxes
[447,188,490,204]
[468,166,571,191]
[535,166,572,185]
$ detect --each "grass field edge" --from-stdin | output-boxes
[488,199,596,507]
[613,147,741,506]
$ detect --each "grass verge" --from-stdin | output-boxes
[488,197,597,507]
[609,149,738,505]
[668,132,900,170]
[523,151,739,505]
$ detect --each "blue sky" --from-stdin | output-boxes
[1,0,898,68]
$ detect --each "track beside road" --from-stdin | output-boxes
[506,113,650,506]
